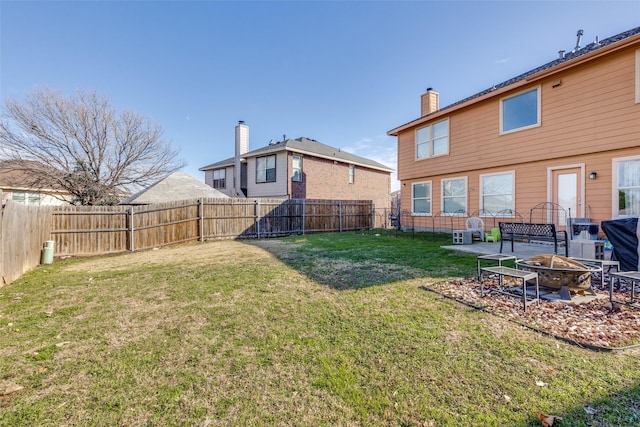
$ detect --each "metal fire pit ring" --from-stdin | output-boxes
[516,255,601,299]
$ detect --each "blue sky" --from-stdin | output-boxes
[1,1,639,191]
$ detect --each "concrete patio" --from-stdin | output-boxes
[443,238,612,259]
[442,240,569,259]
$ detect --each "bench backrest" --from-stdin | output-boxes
[499,222,556,237]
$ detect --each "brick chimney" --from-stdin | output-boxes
[421,88,439,116]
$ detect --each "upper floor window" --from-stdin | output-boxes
[480,172,514,214]
[416,118,449,160]
[615,156,640,216]
[212,168,226,189]
[442,177,467,214]
[412,182,431,215]
[500,87,540,134]
[292,155,302,182]
[256,155,276,183]
[349,164,355,184]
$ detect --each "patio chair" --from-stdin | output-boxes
[485,227,501,242]
[466,217,485,241]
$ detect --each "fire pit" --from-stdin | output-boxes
[516,254,600,300]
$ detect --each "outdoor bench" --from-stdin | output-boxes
[479,266,539,312]
[499,222,568,256]
[610,271,640,309]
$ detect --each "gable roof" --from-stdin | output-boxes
[389,26,640,135]
[199,157,236,171]
[120,172,228,205]
[0,160,68,192]
[200,137,394,173]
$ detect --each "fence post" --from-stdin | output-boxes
[255,199,260,238]
[128,206,135,252]
[198,198,204,242]
[371,202,375,229]
[339,200,343,232]
[302,199,306,235]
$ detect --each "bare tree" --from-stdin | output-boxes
[0,88,185,205]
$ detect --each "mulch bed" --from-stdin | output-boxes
[427,273,640,351]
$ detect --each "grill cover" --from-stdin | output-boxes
[601,218,640,271]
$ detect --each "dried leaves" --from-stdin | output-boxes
[430,277,640,349]
[537,412,562,426]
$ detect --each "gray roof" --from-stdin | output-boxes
[120,172,228,205]
[199,157,235,171]
[201,137,393,173]
[444,26,640,111]
[390,26,640,133]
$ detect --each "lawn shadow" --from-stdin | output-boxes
[522,382,640,426]
[242,230,479,290]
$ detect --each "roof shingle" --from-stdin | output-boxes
[120,172,228,205]
[200,137,393,173]
[389,26,640,134]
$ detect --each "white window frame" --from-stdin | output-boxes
[256,155,276,183]
[349,164,355,184]
[415,118,449,160]
[11,191,26,204]
[212,168,226,189]
[411,181,432,215]
[635,49,640,104]
[613,155,640,217]
[12,191,41,205]
[441,176,467,215]
[292,155,302,182]
[479,171,515,216]
[500,86,541,134]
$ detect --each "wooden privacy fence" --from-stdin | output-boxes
[50,198,375,256]
[0,197,373,285]
[0,200,52,285]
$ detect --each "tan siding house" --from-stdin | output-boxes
[388,26,640,233]
[203,165,234,198]
[0,160,73,206]
[246,152,289,198]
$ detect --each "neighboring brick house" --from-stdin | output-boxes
[200,122,393,213]
[388,26,640,231]
[0,160,72,206]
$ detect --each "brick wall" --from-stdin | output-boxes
[290,153,391,214]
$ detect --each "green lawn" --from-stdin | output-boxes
[1,231,639,426]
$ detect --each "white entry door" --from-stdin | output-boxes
[552,167,582,220]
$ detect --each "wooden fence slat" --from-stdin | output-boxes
[45,198,374,257]
[0,200,53,286]
[1,197,374,285]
